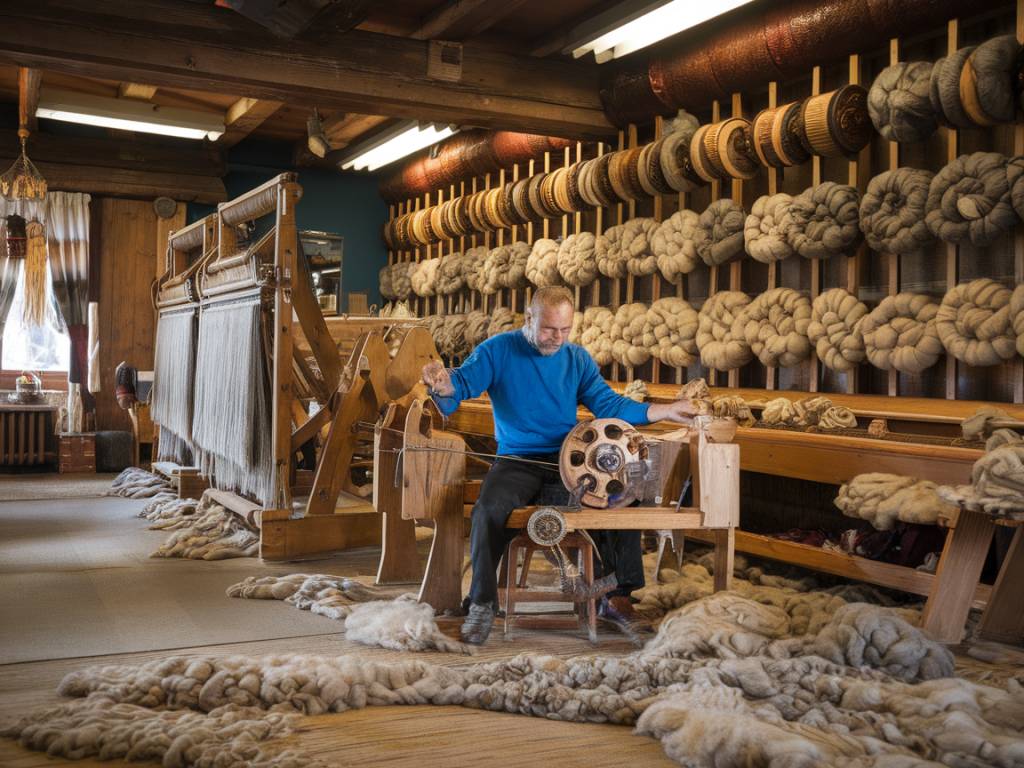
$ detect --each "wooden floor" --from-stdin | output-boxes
[0,481,674,767]
[0,629,672,767]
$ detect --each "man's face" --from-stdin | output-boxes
[531,302,574,356]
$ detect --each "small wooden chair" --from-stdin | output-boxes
[502,530,599,643]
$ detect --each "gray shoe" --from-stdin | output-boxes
[460,602,495,645]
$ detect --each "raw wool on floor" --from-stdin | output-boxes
[227,573,396,620]
[0,695,314,768]
[16,592,1023,768]
[227,574,471,654]
[106,467,173,499]
[151,494,258,560]
[344,596,475,655]
[138,495,200,529]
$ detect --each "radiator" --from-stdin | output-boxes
[0,408,51,466]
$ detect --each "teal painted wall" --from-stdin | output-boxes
[189,140,387,307]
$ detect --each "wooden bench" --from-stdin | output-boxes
[444,393,1014,644]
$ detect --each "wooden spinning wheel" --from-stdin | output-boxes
[559,418,650,508]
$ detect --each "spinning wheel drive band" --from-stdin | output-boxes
[559,418,650,509]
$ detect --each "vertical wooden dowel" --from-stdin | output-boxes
[846,53,870,395]
[728,93,744,390]
[887,38,902,397]
[944,21,960,401]
[809,66,823,394]
[1015,2,1024,403]
[765,81,779,391]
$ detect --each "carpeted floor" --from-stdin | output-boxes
[0,472,120,501]
[0,491,404,664]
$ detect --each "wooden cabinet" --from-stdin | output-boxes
[59,432,96,474]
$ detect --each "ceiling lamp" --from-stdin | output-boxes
[1,69,46,201]
[571,0,755,63]
[340,122,456,172]
[36,88,225,141]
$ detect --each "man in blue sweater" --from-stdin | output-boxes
[423,286,697,644]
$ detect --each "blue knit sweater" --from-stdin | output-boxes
[431,330,651,455]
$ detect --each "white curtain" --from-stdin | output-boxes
[46,192,90,328]
[45,192,91,387]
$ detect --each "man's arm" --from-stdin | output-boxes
[577,352,696,425]
[422,342,496,416]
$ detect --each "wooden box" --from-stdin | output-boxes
[59,432,96,474]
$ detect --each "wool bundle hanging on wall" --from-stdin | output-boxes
[694,199,745,267]
[807,288,867,372]
[557,232,598,287]
[191,298,274,507]
[696,291,753,371]
[860,292,943,373]
[925,152,1017,246]
[868,61,938,143]
[744,194,795,263]
[858,168,935,255]
[733,287,812,368]
[935,278,1015,367]
[782,182,861,259]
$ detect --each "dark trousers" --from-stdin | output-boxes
[468,454,645,607]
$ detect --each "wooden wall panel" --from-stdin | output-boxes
[96,198,157,431]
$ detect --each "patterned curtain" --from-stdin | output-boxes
[46,192,91,386]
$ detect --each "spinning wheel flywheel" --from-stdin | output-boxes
[559,418,649,508]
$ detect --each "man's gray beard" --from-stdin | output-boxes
[522,324,561,357]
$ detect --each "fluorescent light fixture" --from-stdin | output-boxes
[572,0,755,63]
[341,122,456,172]
[36,88,224,141]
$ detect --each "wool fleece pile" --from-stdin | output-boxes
[226,574,472,655]
[4,559,1023,767]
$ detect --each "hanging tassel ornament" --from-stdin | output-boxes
[22,220,47,327]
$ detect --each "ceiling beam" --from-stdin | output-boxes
[0,128,227,177]
[19,67,41,131]
[411,0,527,41]
[0,0,612,139]
[118,82,157,100]
[220,97,285,147]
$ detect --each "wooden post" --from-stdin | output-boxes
[765,81,779,391]
[708,100,721,388]
[1016,1,1024,403]
[271,182,299,511]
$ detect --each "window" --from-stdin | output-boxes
[1,265,69,372]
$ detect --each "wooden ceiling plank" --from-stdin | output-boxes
[118,81,157,100]
[19,67,40,131]
[0,0,612,139]
[220,97,285,147]
[412,0,505,40]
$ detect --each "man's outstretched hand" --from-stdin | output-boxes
[422,360,455,397]
[646,398,698,424]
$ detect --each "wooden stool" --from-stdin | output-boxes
[503,531,599,643]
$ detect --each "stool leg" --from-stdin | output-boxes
[581,543,597,644]
[504,543,518,640]
[518,545,535,589]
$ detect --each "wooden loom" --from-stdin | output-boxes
[154,173,446,560]
[374,411,740,616]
